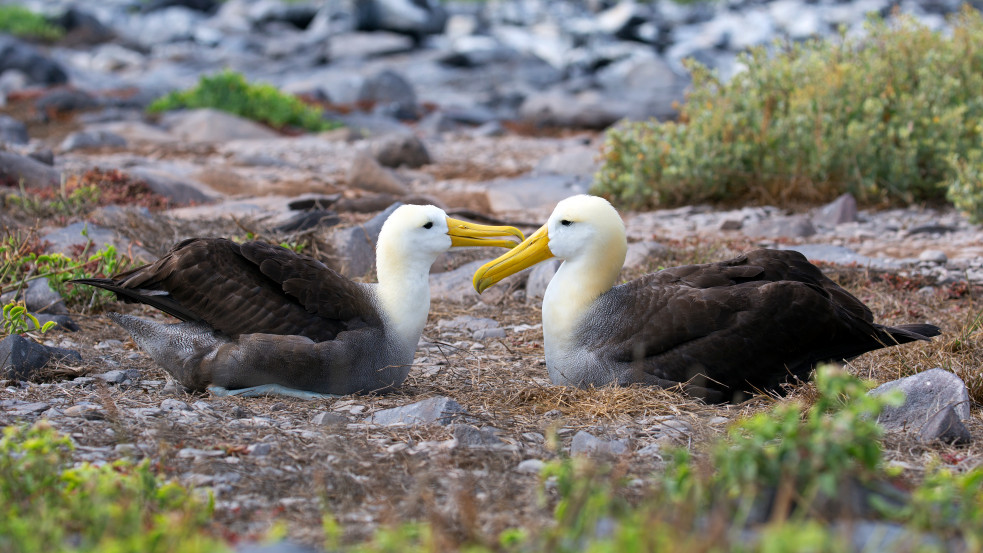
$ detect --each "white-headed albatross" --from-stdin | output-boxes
[472,195,940,402]
[75,205,523,398]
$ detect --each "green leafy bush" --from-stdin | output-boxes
[0,228,133,312]
[0,4,63,41]
[596,8,983,215]
[148,70,340,133]
[0,422,228,553]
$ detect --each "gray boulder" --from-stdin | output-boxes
[326,203,402,277]
[484,174,589,214]
[917,404,971,445]
[354,0,448,40]
[870,368,971,434]
[357,69,420,120]
[525,258,562,304]
[0,115,28,144]
[0,334,50,381]
[368,396,468,426]
[624,241,669,270]
[127,167,220,205]
[812,193,858,226]
[371,133,431,168]
[59,130,127,152]
[0,35,68,86]
[429,259,507,304]
[348,153,409,195]
[0,150,61,190]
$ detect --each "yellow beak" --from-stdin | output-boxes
[472,224,554,294]
[445,217,524,249]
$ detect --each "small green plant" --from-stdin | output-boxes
[595,8,983,217]
[148,70,340,133]
[0,421,228,553]
[2,301,56,336]
[946,144,983,223]
[1,228,133,313]
[0,4,63,41]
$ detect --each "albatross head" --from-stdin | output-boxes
[472,195,627,293]
[376,204,524,272]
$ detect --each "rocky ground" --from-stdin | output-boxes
[1,0,983,550]
[2,102,983,549]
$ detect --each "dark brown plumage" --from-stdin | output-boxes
[75,237,379,342]
[589,249,940,401]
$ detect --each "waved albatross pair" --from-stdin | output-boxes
[473,195,940,402]
[76,205,523,398]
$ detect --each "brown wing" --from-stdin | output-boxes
[587,249,938,400]
[74,238,380,342]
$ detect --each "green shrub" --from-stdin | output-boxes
[0,4,63,41]
[148,70,340,133]
[596,8,983,215]
[0,227,133,313]
[0,422,228,553]
[946,141,983,223]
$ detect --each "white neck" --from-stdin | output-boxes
[375,244,434,351]
[542,240,626,359]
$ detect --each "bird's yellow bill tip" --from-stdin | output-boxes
[445,217,524,249]
[472,225,553,294]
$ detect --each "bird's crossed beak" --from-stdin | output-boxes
[445,217,524,249]
[472,224,553,294]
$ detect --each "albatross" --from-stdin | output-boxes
[75,205,523,398]
[472,195,940,402]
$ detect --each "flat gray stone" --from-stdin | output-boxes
[1,400,51,416]
[473,327,506,340]
[368,396,468,426]
[59,130,127,151]
[484,174,589,214]
[516,459,545,474]
[744,215,816,239]
[163,108,280,142]
[871,368,971,433]
[451,424,504,447]
[778,244,907,270]
[570,430,627,456]
[312,411,348,427]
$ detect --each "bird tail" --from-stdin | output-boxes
[109,312,224,390]
[885,323,942,343]
[73,278,202,323]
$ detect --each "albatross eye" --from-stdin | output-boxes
[560,220,572,226]
[423,222,433,229]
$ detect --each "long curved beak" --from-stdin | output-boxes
[445,217,524,249]
[472,224,553,294]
